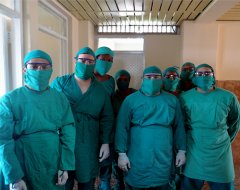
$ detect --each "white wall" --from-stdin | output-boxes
[144,35,182,71]
[181,21,240,80]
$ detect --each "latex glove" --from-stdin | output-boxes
[99,144,110,162]
[176,150,186,167]
[118,153,131,172]
[56,170,68,185]
[10,180,27,190]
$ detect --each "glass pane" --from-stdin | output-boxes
[0,0,14,10]
[37,31,62,82]
[38,3,66,36]
[98,38,144,51]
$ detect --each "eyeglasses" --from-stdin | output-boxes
[77,58,95,65]
[195,71,214,77]
[164,74,179,79]
[26,63,52,70]
[143,74,162,80]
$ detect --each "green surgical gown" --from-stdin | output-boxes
[98,75,115,97]
[115,90,186,188]
[0,86,75,190]
[179,87,240,183]
[51,74,113,183]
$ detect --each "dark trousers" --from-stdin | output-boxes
[112,154,125,190]
[125,183,170,190]
[65,171,95,190]
[181,176,234,190]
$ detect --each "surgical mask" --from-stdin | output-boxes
[192,76,215,91]
[180,70,194,80]
[163,78,179,92]
[24,69,52,91]
[75,61,95,80]
[95,59,112,76]
[141,78,162,96]
[117,80,129,91]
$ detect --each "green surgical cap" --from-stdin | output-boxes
[95,46,114,57]
[115,69,130,80]
[24,50,52,66]
[182,62,195,68]
[163,67,179,76]
[75,47,95,59]
[195,63,214,73]
[143,66,162,75]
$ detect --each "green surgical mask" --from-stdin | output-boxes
[75,61,95,80]
[180,71,194,80]
[192,76,215,91]
[163,78,179,92]
[24,69,52,91]
[141,78,162,96]
[95,59,112,76]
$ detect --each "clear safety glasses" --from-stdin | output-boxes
[77,58,95,65]
[194,71,214,77]
[164,74,179,79]
[27,63,52,70]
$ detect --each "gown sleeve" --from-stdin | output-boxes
[227,94,240,142]
[58,94,76,171]
[115,98,132,153]
[0,95,24,184]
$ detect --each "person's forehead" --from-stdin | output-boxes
[118,75,129,79]
[144,73,161,76]
[197,67,212,72]
[27,58,49,64]
[98,54,112,58]
[78,54,95,60]
[165,71,178,75]
[182,64,194,69]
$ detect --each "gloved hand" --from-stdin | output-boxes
[176,150,186,167]
[56,170,68,185]
[99,144,110,162]
[10,179,27,190]
[118,153,131,172]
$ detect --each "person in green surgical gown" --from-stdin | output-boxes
[94,46,115,190]
[178,62,195,92]
[163,67,180,96]
[115,66,186,190]
[179,63,240,190]
[51,47,114,190]
[0,50,75,190]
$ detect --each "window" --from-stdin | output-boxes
[0,0,23,96]
[98,38,144,51]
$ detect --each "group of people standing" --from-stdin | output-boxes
[0,46,239,190]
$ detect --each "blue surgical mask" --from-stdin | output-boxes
[192,76,215,91]
[24,69,52,91]
[95,59,112,76]
[75,61,95,80]
[141,78,162,96]
[163,78,179,92]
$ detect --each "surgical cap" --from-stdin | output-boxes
[182,62,195,69]
[163,67,179,77]
[143,66,162,76]
[75,47,95,59]
[95,46,114,57]
[195,63,214,73]
[115,69,131,80]
[24,50,52,66]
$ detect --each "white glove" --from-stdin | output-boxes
[56,170,68,185]
[176,150,186,167]
[99,144,110,162]
[10,179,27,190]
[118,153,131,172]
